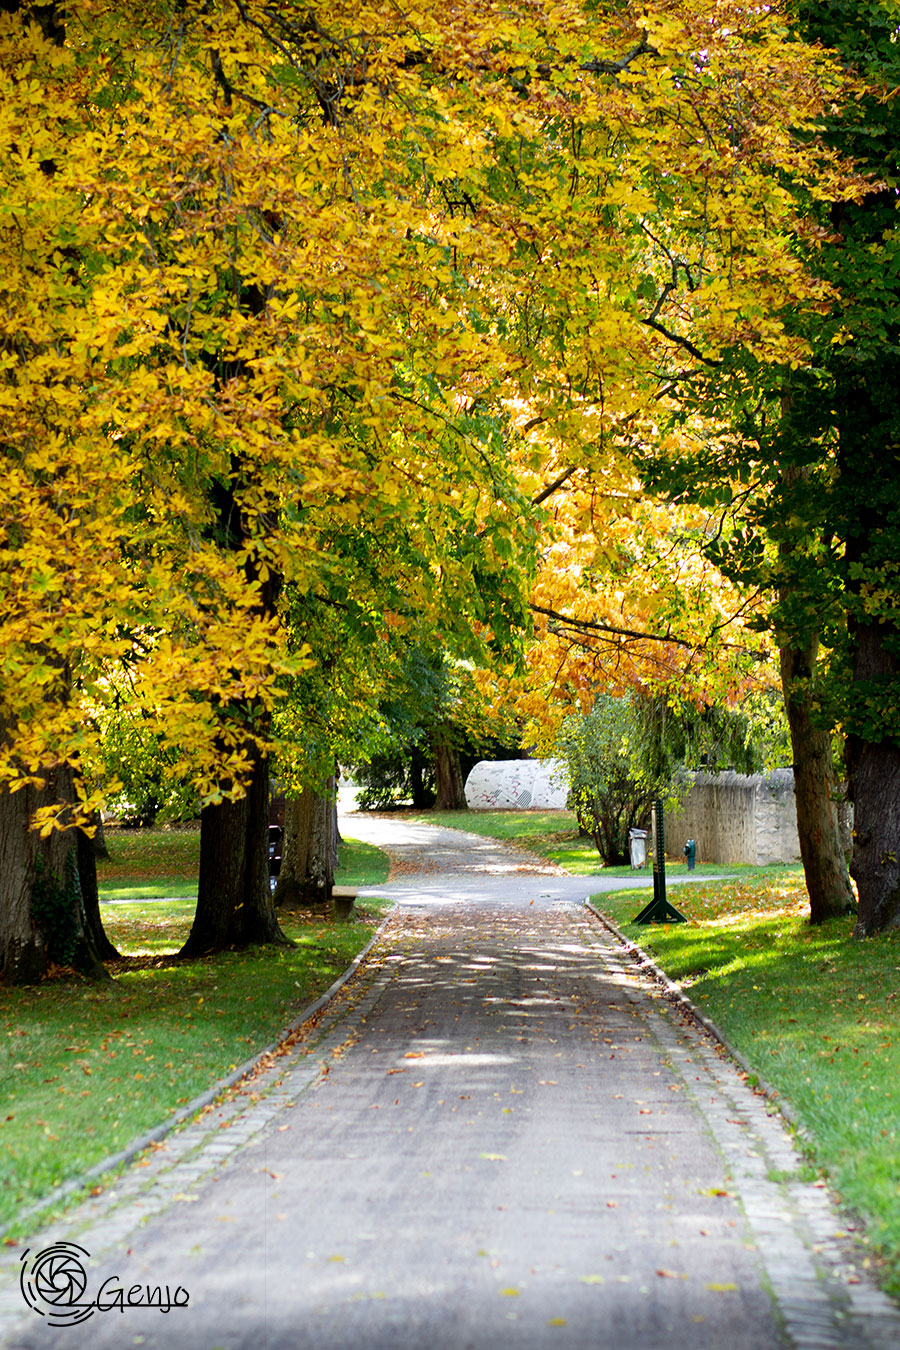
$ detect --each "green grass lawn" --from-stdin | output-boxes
[97,826,200,899]
[1,828,391,1234]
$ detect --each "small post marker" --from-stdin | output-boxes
[634,800,687,924]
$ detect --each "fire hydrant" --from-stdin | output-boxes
[683,839,696,871]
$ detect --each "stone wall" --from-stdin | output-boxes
[664,769,802,866]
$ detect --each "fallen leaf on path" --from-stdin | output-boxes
[501,1288,520,1297]
[580,1275,604,1285]
[705,1282,738,1292]
[480,1153,507,1161]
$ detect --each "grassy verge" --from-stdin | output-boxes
[592,873,900,1297]
[1,830,391,1234]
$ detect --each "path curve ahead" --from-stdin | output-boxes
[3,817,899,1350]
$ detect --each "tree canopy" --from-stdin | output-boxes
[2,0,897,977]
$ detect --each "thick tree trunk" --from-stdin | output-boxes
[409,749,434,809]
[779,637,857,923]
[0,773,109,983]
[848,628,900,936]
[0,783,52,982]
[273,782,335,910]
[433,731,467,810]
[180,749,289,955]
[835,358,900,935]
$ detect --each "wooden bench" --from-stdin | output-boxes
[331,886,358,920]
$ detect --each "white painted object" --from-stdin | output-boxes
[464,759,569,810]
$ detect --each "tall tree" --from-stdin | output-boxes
[0,0,875,974]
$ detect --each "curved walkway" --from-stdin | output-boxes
[2,818,899,1349]
[347,813,713,907]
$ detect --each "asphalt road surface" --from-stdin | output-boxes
[4,818,899,1349]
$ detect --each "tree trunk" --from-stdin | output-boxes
[90,812,110,861]
[409,749,434,808]
[180,748,289,955]
[0,783,52,983]
[834,357,900,935]
[779,637,857,923]
[274,782,335,910]
[77,824,119,960]
[0,772,109,983]
[848,628,900,936]
[433,731,467,810]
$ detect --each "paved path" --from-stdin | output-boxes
[3,818,899,1348]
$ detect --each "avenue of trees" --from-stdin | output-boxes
[1,0,898,981]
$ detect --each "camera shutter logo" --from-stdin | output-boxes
[20,1243,95,1326]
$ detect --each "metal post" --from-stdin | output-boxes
[634,799,687,924]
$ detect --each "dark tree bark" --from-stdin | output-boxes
[433,730,467,810]
[409,749,435,809]
[90,811,110,861]
[779,636,856,922]
[0,782,55,983]
[77,823,119,960]
[0,767,110,983]
[180,749,288,955]
[273,781,335,910]
[847,625,900,936]
[835,363,900,936]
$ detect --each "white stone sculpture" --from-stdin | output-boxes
[464,759,569,810]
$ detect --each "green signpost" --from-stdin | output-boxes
[634,800,687,924]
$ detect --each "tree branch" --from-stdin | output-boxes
[532,465,578,505]
[531,603,694,648]
[639,314,721,368]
